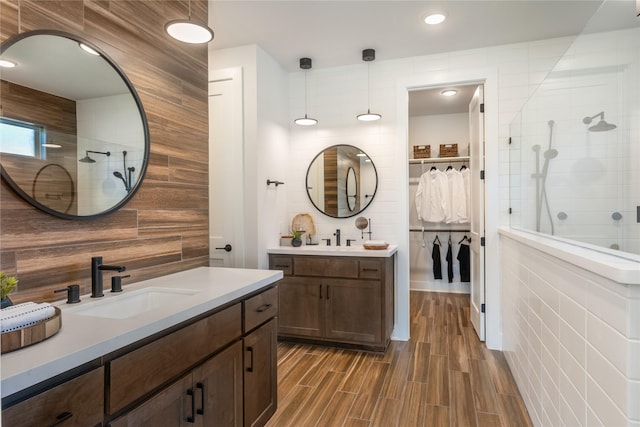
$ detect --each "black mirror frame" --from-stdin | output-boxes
[0,30,150,220]
[305,144,378,219]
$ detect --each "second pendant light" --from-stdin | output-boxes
[357,48,381,122]
[294,57,318,126]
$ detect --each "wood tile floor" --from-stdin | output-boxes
[266,291,533,427]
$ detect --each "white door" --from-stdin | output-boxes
[469,85,486,340]
[208,68,245,267]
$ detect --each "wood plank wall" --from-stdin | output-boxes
[0,0,210,304]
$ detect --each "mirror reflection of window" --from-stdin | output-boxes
[0,117,45,158]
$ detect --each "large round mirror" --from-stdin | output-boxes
[0,30,149,219]
[306,144,378,218]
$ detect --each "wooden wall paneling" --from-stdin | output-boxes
[0,0,210,304]
[144,152,170,182]
[0,209,139,250]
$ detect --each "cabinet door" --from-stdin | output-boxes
[109,374,192,427]
[325,279,382,344]
[243,318,277,427]
[197,341,243,427]
[2,367,103,427]
[277,276,323,338]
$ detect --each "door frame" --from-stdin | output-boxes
[395,66,501,349]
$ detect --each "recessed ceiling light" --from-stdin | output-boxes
[424,13,446,25]
[441,89,457,97]
[79,43,100,56]
[0,59,16,68]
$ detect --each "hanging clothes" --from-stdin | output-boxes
[446,238,454,283]
[415,168,449,222]
[444,167,467,224]
[457,241,471,282]
[460,166,471,224]
[432,238,442,280]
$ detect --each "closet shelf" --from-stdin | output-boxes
[410,227,470,233]
[409,156,469,165]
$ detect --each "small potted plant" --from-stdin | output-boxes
[0,272,18,309]
[291,229,304,247]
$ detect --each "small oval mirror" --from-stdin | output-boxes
[0,30,149,219]
[305,144,378,218]
[346,167,357,212]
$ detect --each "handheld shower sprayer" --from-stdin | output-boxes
[112,151,135,192]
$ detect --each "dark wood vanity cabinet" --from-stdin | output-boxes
[2,286,278,427]
[269,254,394,352]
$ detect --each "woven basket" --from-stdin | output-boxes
[439,144,458,158]
[413,145,431,159]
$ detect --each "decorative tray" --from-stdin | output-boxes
[363,243,389,250]
[1,307,62,354]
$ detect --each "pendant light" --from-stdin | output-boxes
[294,57,318,126]
[357,48,381,122]
[165,0,214,44]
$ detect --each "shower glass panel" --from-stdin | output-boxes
[509,0,640,257]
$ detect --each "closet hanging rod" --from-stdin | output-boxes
[409,156,469,165]
[409,227,470,233]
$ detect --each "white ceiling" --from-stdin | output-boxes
[209,0,604,72]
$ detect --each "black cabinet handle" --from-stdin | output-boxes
[275,264,289,268]
[186,389,195,423]
[49,412,72,427]
[196,382,205,415]
[327,285,330,299]
[362,268,379,272]
[215,244,232,252]
[247,346,254,372]
[319,284,322,299]
[256,303,272,312]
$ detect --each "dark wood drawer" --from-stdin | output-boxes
[2,367,104,427]
[244,286,278,332]
[359,259,382,279]
[270,255,292,275]
[294,257,358,278]
[108,303,242,414]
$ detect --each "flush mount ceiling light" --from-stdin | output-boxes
[165,0,214,44]
[79,43,100,56]
[357,48,381,122]
[294,57,318,126]
[424,13,447,25]
[0,59,16,68]
[441,89,457,97]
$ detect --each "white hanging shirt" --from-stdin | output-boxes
[415,168,449,222]
[445,168,467,223]
[460,167,471,224]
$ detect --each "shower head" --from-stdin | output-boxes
[79,152,96,163]
[79,150,110,163]
[544,148,558,159]
[113,171,124,179]
[583,112,617,132]
[532,145,541,152]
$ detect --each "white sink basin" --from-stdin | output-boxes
[65,287,200,319]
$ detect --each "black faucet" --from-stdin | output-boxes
[334,229,341,246]
[91,256,126,298]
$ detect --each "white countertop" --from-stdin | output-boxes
[1,266,282,398]
[267,244,398,257]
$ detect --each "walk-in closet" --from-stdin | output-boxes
[408,84,485,339]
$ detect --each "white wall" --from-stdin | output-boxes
[209,44,290,269]
[286,36,575,346]
[501,230,640,427]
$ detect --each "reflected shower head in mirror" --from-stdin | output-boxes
[582,111,617,132]
[544,148,558,159]
[79,150,110,163]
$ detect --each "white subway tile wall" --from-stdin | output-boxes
[502,235,638,426]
